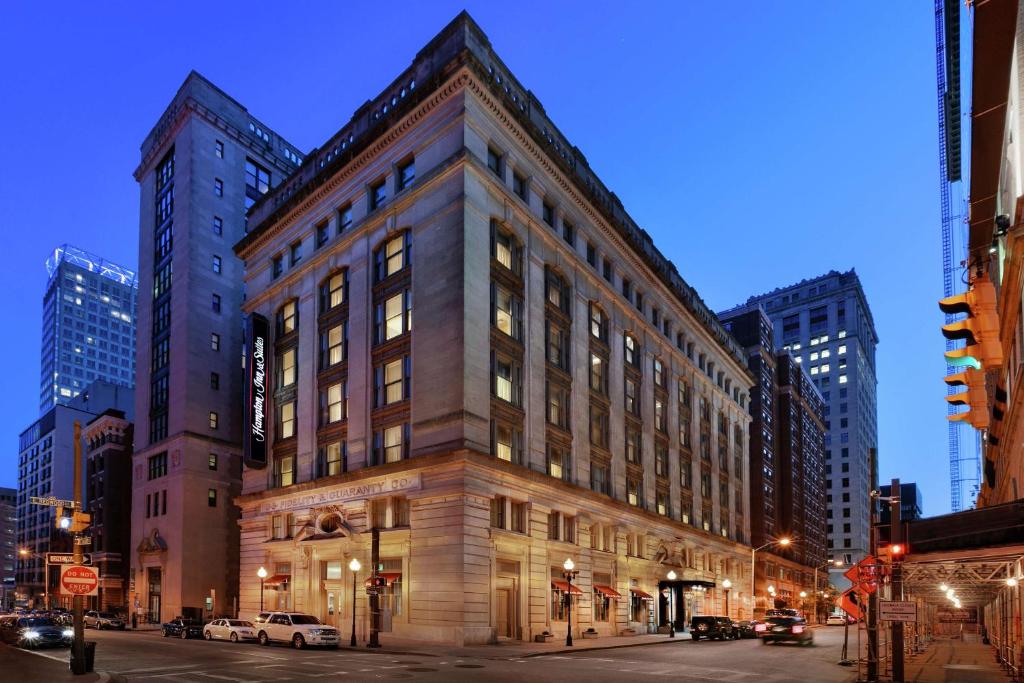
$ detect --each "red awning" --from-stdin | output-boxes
[551,580,583,595]
[593,584,622,599]
[364,572,402,587]
[630,588,654,600]
[263,574,290,587]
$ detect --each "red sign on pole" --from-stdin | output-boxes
[60,565,99,597]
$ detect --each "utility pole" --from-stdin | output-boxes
[368,528,381,648]
[866,448,879,682]
[70,421,86,675]
[891,477,905,682]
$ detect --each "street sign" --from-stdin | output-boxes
[46,553,91,566]
[60,565,99,597]
[365,587,380,595]
[74,536,92,546]
[880,601,917,622]
[30,496,79,509]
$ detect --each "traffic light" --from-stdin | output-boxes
[878,543,907,565]
[54,506,72,530]
[945,367,990,430]
[70,511,91,533]
[939,273,1003,369]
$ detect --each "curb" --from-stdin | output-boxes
[520,636,695,658]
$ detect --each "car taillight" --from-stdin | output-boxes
[755,624,766,632]
[792,625,804,634]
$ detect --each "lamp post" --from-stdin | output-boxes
[19,548,49,611]
[722,579,732,618]
[257,566,268,612]
[813,559,843,623]
[348,558,360,647]
[750,537,790,619]
[667,570,677,637]
[563,558,578,646]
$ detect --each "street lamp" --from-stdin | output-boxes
[751,537,790,619]
[563,558,578,646]
[348,558,361,647]
[667,570,677,637]
[812,558,843,624]
[19,548,50,610]
[722,579,732,618]
[257,566,268,612]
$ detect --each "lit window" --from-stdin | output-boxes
[381,235,406,278]
[838,345,847,354]
[495,231,513,270]
[385,293,405,340]
[810,366,819,376]
[810,352,819,361]
[398,159,415,190]
[211,333,220,351]
[324,324,345,367]
[792,343,802,351]
[215,140,224,158]
[327,384,345,423]
[212,255,222,274]
[839,375,848,384]
[325,272,346,309]
[795,356,802,363]
[838,330,847,338]
[495,424,514,462]
[209,412,219,429]
[383,358,404,404]
[821,364,830,373]
[383,425,404,463]
[495,287,517,338]
[280,301,297,334]
[495,358,513,402]
[370,179,387,210]
[280,349,296,387]
[279,401,295,437]
[821,349,831,358]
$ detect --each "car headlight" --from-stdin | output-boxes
[63,629,74,637]
[24,630,40,639]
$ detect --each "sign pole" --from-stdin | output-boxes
[71,421,86,675]
[891,478,904,682]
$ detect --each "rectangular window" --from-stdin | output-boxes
[513,171,527,200]
[591,461,610,495]
[338,204,353,233]
[290,241,302,267]
[320,323,347,368]
[214,178,223,196]
[543,201,554,227]
[603,258,612,282]
[562,220,575,246]
[316,220,329,248]
[377,291,411,342]
[493,423,521,463]
[211,333,220,351]
[487,147,503,177]
[494,286,521,339]
[625,427,641,464]
[397,159,415,190]
[213,216,223,235]
[208,453,218,471]
[375,357,408,406]
[655,444,668,477]
[586,242,596,267]
[590,353,608,395]
[272,255,283,279]
[491,496,506,529]
[321,382,346,424]
[370,179,387,210]
[377,234,408,280]
[319,442,345,477]
[625,377,639,416]
[212,255,222,274]
[208,488,217,507]
[548,511,560,541]
[547,445,568,480]
[511,501,526,533]
[279,301,297,335]
[494,230,514,270]
[215,140,224,158]
[147,452,168,480]
[278,400,295,437]
[278,348,296,388]
[547,382,570,429]
[627,478,641,507]
[274,455,294,488]
[590,405,609,449]
[211,293,221,313]
[380,424,406,463]
[209,412,219,429]
[210,372,219,390]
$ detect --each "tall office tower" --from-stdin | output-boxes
[130,72,300,622]
[720,306,827,615]
[879,482,923,524]
[226,13,754,645]
[15,381,134,608]
[84,409,134,612]
[39,245,138,413]
[725,270,878,582]
[0,487,16,611]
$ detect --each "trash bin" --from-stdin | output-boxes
[84,641,96,672]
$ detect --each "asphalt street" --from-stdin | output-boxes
[0,626,860,682]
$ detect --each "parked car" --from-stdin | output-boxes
[204,619,257,643]
[761,617,813,646]
[162,617,205,639]
[689,615,737,641]
[253,611,339,649]
[764,608,802,619]
[735,620,761,638]
[85,611,125,630]
[0,615,72,648]
[826,614,848,626]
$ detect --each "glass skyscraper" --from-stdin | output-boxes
[39,244,138,413]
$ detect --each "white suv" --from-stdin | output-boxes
[253,612,339,649]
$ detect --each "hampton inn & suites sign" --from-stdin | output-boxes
[259,473,422,514]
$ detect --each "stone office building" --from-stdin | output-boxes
[233,12,754,645]
[130,72,301,622]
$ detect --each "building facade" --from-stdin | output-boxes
[879,482,923,524]
[39,245,138,413]
[130,71,301,622]
[719,307,828,615]
[232,12,754,646]
[84,410,134,612]
[15,381,134,607]
[0,487,16,611]
[725,270,878,584]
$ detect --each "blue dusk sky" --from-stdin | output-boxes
[0,2,949,513]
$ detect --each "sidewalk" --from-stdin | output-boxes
[902,635,1011,683]
[333,630,695,659]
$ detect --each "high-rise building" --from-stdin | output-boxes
[15,381,134,607]
[0,487,16,611]
[39,245,138,413]
[879,482,923,524]
[84,409,134,612]
[130,72,301,622]
[724,270,878,580]
[227,12,754,645]
[719,306,828,615]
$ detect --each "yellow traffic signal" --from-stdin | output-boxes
[939,274,1003,369]
[945,367,990,430]
[70,511,91,533]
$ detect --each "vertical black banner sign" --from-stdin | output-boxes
[244,313,270,468]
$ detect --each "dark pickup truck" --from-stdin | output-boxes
[162,617,205,639]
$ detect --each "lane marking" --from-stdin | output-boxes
[12,648,68,663]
